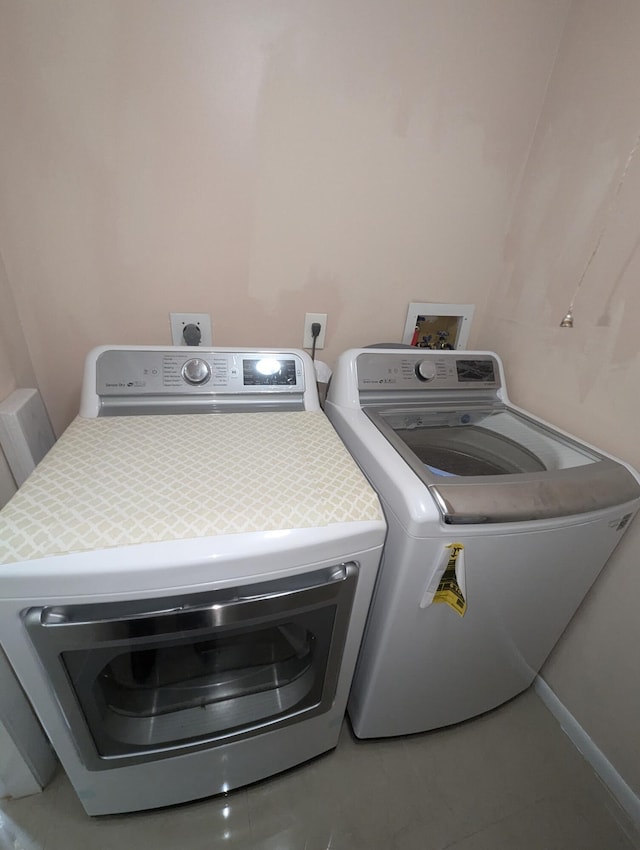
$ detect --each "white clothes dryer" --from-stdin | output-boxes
[0,346,386,814]
[325,348,640,738]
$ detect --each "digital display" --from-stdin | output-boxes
[243,359,297,386]
[455,359,496,383]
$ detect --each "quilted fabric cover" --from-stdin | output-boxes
[0,412,383,564]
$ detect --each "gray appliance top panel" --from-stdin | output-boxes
[93,349,307,415]
[356,351,501,396]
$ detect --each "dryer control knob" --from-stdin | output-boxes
[182,358,211,385]
[415,360,437,382]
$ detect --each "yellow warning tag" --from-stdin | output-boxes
[433,543,466,617]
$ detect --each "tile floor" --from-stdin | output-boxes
[1,688,638,850]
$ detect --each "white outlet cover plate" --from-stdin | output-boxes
[169,313,212,346]
[303,313,327,349]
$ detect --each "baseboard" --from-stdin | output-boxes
[534,675,640,829]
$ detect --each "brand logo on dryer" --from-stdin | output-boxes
[105,381,147,389]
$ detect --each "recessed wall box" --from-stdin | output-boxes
[402,302,475,350]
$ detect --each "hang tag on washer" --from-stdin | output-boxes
[420,543,467,616]
[434,543,466,616]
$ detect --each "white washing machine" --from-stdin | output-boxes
[0,346,386,814]
[325,348,640,738]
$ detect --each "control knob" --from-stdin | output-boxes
[415,360,437,382]
[182,358,211,385]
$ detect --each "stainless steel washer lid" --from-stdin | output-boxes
[366,405,640,523]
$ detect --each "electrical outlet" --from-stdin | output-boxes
[169,313,212,346]
[303,313,327,349]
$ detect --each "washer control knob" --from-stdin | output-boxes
[415,360,437,382]
[182,358,211,385]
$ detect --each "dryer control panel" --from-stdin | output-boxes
[81,347,316,416]
[95,350,305,395]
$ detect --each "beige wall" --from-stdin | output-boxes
[480,0,640,794]
[0,0,568,433]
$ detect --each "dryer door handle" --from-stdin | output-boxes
[24,563,358,647]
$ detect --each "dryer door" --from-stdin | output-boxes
[22,563,358,770]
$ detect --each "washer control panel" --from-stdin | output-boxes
[95,349,305,396]
[356,351,500,391]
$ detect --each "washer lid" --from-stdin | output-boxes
[365,405,640,523]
